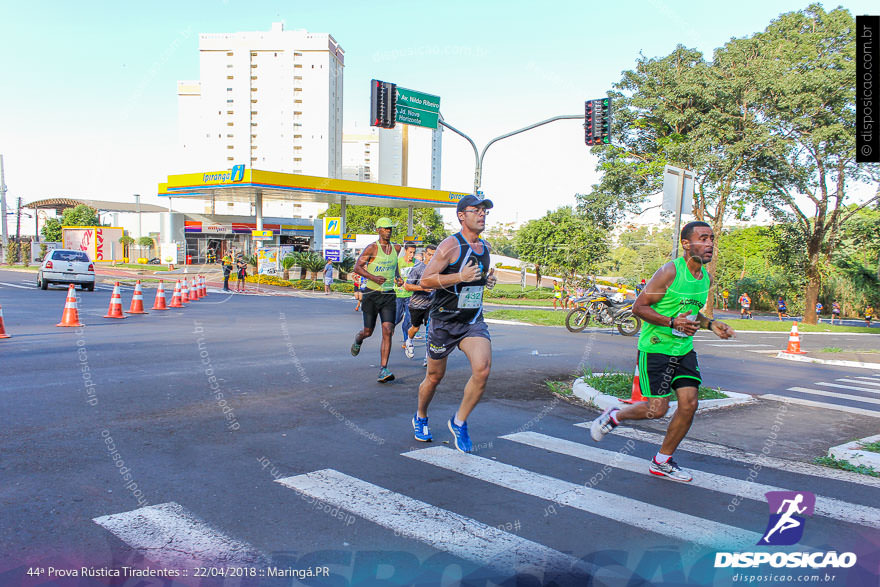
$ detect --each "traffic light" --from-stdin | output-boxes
[370,79,397,129]
[584,97,611,145]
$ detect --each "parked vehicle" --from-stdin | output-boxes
[565,287,641,336]
[37,249,96,291]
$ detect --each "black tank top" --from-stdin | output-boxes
[431,232,491,323]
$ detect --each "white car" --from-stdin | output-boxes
[38,249,96,291]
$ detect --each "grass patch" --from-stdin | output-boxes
[484,309,566,327]
[544,380,573,396]
[859,441,880,454]
[580,369,728,400]
[813,455,879,477]
[1,265,39,271]
[821,347,843,353]
[485,297,557,307]
[721,318,877,334]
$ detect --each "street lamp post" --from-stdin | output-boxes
[438,114,586,196]
[134,194,141,238]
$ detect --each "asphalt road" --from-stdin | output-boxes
[1,269,878,586]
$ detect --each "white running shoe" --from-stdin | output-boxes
[649,457,693,482]
[404,339,415,359]
[590,407,619,442]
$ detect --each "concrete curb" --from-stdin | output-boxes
[572,373,754,417]
[775,351,880,370]
[828,434,880,470]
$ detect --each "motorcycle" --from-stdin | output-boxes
[565,288,642,336]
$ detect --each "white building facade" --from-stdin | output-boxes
[177,22,344,184]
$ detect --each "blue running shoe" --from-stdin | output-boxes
[412,414,432,442]
[448,417,472,453]
[351,340,361,356]
[377,366,394,383]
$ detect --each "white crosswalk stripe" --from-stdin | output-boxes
[763,394,880,417]
[816,381,880,394]
[840,377,880,387]
[574,424,880,488]
[402,446,762,549]
[501,431,880,529]
[787,386,880,405]
[276,469,597,579]
[93,502,268,568]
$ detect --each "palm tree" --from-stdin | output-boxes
[299,251,327,282]
[333,256,356,281]
[281,253,298,281]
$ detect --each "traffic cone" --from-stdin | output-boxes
[195,275,203,299]
[57,284,84,327]
[125,280,149,314]
[169,280,184,308]
[783,322,807,354]
[0,303,11,338]
[188,278,199,302]
[103,282,126,319]
[200,275,207,298]
[180,280,190,304]
[152,280,169,310]
[620,364,647,403]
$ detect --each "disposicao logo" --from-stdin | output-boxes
[714,491,857,570]
[760,491,814,546]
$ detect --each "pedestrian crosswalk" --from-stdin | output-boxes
[90,419,880,580]
[762,372,880,417]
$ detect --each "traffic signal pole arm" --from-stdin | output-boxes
[439,114,585,196]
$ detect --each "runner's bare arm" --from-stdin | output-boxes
[420,237,479,289]
[354,243,385,285]
[632,262,682,328]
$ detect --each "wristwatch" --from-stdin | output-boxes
[669,316,675,329]
[707,319,715,330]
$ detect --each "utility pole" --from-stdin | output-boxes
[134,194,142,238]
[15,197,22,262]
[0,154,8,245]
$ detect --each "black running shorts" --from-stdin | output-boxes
[409,307,430,329]
[362,291,397,330]
[637,350,701,398]
[427,319,490,360]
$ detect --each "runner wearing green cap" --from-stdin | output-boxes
[351,217,404,383]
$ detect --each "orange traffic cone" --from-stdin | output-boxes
[783,322,807,354]
[188,278,199,302]
[0,303,11,338]
[201,275,208,298]
[169,280,184,308]
[180,280,190,304]
[125,280,149,314]
[57,284,84,327]
[620,364,647,403]
[152,280,169,310]
[194,275,203,299]
[104,282,126,319]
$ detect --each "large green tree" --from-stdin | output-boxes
[515,206,608,286]
[321,205,446,244]
[41,205,104,241]
[733,4,880,324]
[579,43,773,316]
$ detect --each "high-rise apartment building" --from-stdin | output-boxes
[177,22,343,180]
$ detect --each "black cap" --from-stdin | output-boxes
[456,194,494,214]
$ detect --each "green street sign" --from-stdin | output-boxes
[395,105,439,129]
[396,87,440,113]
[395,86,441,129]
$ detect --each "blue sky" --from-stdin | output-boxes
[0,0,876,226]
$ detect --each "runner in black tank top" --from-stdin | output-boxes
[413,195,497,453]
[431,232,492,324]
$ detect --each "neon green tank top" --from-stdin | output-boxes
[395,255,415,298]
[365,242,398,292]
[638,257,710,356]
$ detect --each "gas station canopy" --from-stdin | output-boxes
[158,167,468,209]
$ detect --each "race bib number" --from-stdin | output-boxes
[458,286,483,309]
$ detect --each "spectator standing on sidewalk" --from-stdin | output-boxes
[323,259,334,294]
[235,254,247,293]
[222,251,233,291]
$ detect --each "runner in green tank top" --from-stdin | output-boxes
[590,221,736,483]
[351,217,404,383]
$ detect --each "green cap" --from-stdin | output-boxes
[376,217,394,229]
